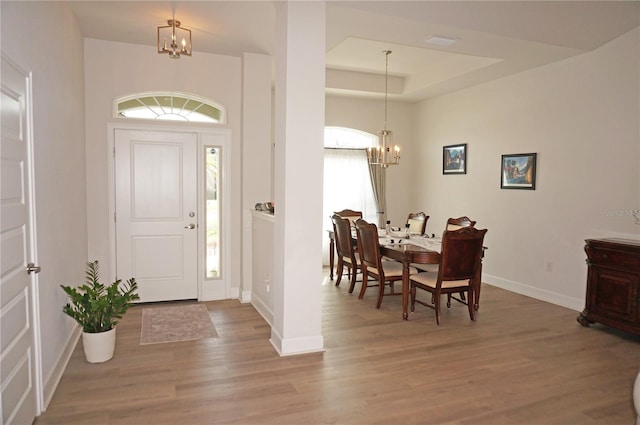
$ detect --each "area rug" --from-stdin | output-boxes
[140,304,218,345]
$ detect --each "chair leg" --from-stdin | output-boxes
[434,291,441,325]
[447,293,452,308]
[468,288,476,321]
[410,284,416,312]
[348,267,357,293]
[459,291,466,301]
[335,258,344,287]
[376,278,385,308]
[358,271,368,299]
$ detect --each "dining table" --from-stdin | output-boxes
[328,229,486,320]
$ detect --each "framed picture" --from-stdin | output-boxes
[443,143,466,174]
[501,153,537,190]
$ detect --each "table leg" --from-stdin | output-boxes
[475,248,487,311]
[329,237,335,280]
[402,260,410,320]
[474,261,483,311]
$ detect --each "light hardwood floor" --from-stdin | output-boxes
[35,271,640,425]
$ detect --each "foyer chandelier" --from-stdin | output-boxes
[157,19,192,59]
[367,50,400,167]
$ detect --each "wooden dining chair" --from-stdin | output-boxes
[443,216,478,302]
[354,218,417,308]
[406,212,429,235]
[446,216,477,230]
[334,209,363,227]
[409,226,487,325]
[416,216,478,291]
[331,214,361,293]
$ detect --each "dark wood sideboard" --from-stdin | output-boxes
[577,238,640,335]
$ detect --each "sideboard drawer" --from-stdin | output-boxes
[586,244,640,269]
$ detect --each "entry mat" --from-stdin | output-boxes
[140,303,218,345]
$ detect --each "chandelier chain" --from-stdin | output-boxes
[383,50,391,131]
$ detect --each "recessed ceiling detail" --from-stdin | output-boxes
[326,37,501,100]
[69,1,640,102]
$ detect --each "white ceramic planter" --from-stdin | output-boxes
[82,327,116,363]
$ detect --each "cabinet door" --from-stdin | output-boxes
[588,267,637,322]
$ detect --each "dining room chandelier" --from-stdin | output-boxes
[368,50,400,167]
[157,19,192,59]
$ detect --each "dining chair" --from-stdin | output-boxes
[355,218,417,308]
[334,209,363,227]
[417,215,478,288]
[331,214,361,293]
[446,216,477,230]
[409,226,487,325]
[443,216,478,302]
[406,212,429,235]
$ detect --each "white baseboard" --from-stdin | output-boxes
[42,326,81,411]
[240,290,252,304]
[251,293,273,327]
[269,327,324,357]
[483,274,584,311]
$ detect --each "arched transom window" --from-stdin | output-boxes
[324,126,377,148]
[115,92,225,124]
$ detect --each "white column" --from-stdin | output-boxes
[271,1,325,355]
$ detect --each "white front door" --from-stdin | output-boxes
[0,55,40,425]
[115,129,198,302]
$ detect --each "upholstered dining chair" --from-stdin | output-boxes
[331,214,361,293]
[409,226,487,325]
[334,209,363,227]
[354,218,418,308]
[416,215,478,283]
[406,212,429,235]
[446,216,477,230]
[442,216,478,301]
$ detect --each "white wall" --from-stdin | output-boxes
[412,27,640,309]
[241,53,273,302]
[1,1,88,407]
[251,211,274,324]
[325,28,639,311]
[325,95,415,227]
[83,39,243,293]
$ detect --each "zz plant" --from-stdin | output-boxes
[61,260,139,333]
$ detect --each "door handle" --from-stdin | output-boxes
[184,223,196,229]
[26,262,41,274]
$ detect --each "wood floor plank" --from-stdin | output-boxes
[35,271,640,425]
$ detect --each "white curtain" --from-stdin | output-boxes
[322,148,378,265]
[368,164,386,228]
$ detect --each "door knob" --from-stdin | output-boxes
[184,223,196,229]
[26,262,41,274]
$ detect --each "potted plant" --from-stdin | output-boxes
[61,260,139,363]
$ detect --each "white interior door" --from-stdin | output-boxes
[0,55,40,425]
[115,129,198,302]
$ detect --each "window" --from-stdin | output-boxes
[205,147,221,278]
[322,127,378,265]
[115,93,225,124]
